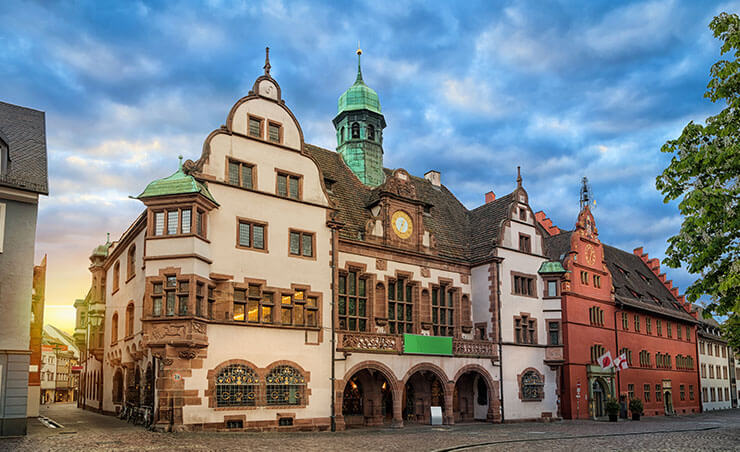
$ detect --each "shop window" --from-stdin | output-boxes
[265,365,306,406]
[216,364,259,407]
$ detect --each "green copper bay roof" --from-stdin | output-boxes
[135,157,218,204]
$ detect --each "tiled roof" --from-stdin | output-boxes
[543,232,696,322]
[306,144,514,264]
[0,101,48,194]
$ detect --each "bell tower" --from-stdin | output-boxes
[333,47,386,187]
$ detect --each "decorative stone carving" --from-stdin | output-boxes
[339,332,399,353]
[460,274,470,284]
[151,324,185,340]
[192,322,206,334]
[453,339,495,358]
[376,258,387,271]
[179,350,198,360]
[420,267,430,278]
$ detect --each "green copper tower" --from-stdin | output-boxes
[333,47,386,187]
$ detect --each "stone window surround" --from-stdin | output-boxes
[275,167,303,200]
[518,232,532,253]
[511,271,537,298]
[546,319,561,346]
[225,155,257,190]
[287,228,317,260]
[148,203,205,239]
[206,359,311,410]
[543,277,560,299]
[517,367,545,402]
[514,312,537,345]
[236,216,269,253]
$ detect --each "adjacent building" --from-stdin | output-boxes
[28,255,47,416]
[541,199,701,419]
[40,325,80,404]
[0,101,49,436]
[695,308,733,411]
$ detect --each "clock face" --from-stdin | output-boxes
[391,211,413,239]
[585,244,596,266]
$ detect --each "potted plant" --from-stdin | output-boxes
[629,398,644,421]
[606,398,620,422]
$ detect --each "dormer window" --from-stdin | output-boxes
[0,138,7,176]
[248,115,263,138]
[367,124,375,140]
[351,122,360,139]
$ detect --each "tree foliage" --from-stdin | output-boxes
[656,12,740,348]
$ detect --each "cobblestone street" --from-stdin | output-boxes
[2,403,739,451]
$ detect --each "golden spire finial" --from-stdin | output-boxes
[357,40,362,56]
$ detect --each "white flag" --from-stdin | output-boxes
[615,353,629,371]
[597,351,614,370]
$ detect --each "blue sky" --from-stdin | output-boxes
[1,0,734,330]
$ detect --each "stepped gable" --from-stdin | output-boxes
[0,101,48,194]
[468,193,514,263]
[603,245,696,323]
[306,143,507,263]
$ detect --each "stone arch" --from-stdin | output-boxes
[453,364,499,423]
[402,362,450,387]
[205,359,262,408]
[343,360,401,394]
[112,368,123,404]
[402,362,452,424]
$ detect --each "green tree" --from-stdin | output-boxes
[656,12,740,349]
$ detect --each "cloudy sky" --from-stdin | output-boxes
[1,0,734,332]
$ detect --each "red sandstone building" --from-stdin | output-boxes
[540,205,700,419]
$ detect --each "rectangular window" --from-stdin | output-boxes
[514,315,536,344]
[680,385,685,401]
[289,230,314,258]
[628,384,635,400]
[546,280,558,297]
[237,219,266,250]
[646,318,652,334]
[339,271,367,332]
[208,286,215,320]
[594,275,601,288]
[513,274,535,296]
[166,292,175,316]
[656,319,662,336]
[677,323,682,340]
[656,384,662,402]
[644,384,651,402]
[152,282,163,317]
[548,321,560,345]
[167,210,179,235]
[277,173,301,200]
[388,278,414,334]
[518,234,531,253]
[228,160,254,189]
[667,321,672,338]
[233,288,246,321]
[686,326,690,341]
[181,209,191,234]
[580,271,589,285]
[197,210,205,237]
[154,211,165,236]
[177,280,189,316]
[621,312,628,330]
[690,385,695,401]
[268,122,281,143]
[196,282,204,317]
[248,116,263,138]
[634,315,640,332]
[432,286,455,336]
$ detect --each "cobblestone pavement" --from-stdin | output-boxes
[2,403,739,452]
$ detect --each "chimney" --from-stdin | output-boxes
[424,170,441,187]
[485,191,496,203]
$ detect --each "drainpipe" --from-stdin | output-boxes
[495,258,505,423]
[328,221,342,432]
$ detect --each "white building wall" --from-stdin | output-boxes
[699,339,732,411]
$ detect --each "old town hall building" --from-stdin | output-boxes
[74,49,699,431]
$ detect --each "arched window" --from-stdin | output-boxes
[111,312,119,344]
[367,124,375,140]
[520,370,544,401]
[125,303,134,337]
[127,245,136,280]
[351,122,360,139]
[113,369,123,404]
[339,126,345,142]
[113,261,120,292]
[216,364,259,407]
[265,365,306,406]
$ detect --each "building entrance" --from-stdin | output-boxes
[591,379,607,418]
[404,370,445,424]
[341,369,393,427]
[453,371,490,422]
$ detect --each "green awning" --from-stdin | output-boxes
[403,334,452,356]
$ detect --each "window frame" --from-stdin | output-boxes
[338,270,369,332]
[514,313,537,345]
[226,157,256,190]
[511,272,537,298]
[112,261,121,293]
[431,285,455,337]
[267,120,283,144]
[126,245,136,282]
[248,114,265,139]
[150,205,204,239]
[544,278,560,298]
[236,217,268,253]
[275,169,302,200]
[518,233,531,253]
[288,229,316,259]
[387,277,415,335]
[547,320,561,346]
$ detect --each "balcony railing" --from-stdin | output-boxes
[337,332,496,359]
